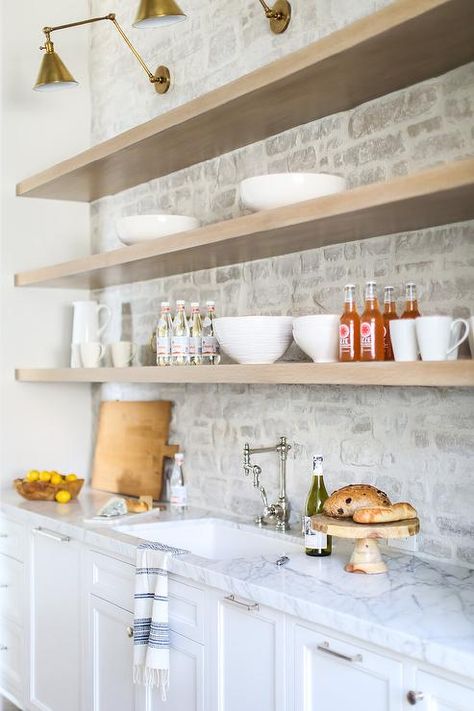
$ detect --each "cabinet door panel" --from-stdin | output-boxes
[293,624,402,711]
[149,631,205,711]
[414,671,474,710]
[30,528,81,711]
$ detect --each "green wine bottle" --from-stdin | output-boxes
[303,455,332,557]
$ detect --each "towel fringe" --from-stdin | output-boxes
[134,665,169,701]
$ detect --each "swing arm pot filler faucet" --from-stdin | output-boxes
[243,436,291,530]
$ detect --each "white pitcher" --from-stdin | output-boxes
[71,301,112,367]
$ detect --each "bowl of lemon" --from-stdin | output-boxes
[14,470,84,503]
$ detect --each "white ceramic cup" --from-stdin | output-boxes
[293,314,340,362]
[111,341,137,367]
[389,320,419,361]
[415,316,469,361]
[468,317,474,359]
[80,342,105,368]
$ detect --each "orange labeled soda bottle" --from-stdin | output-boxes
[339,284,360,361]
[360,281,384,361]
[401,282,421,319]
[383,286,398,361]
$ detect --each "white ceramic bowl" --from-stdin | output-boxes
[116,214,200,246]
[293,315,340,363]
[214,316,293,364]
[240,173,346,212]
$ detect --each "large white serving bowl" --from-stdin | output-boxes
[116,214,200,246]
[214,316,293,364]
[240,173,346,212]
[293,314,340,363]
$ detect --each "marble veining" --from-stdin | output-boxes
[2,488,473,681]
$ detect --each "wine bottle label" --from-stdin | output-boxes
[157,336,171,356]
[202,335,219,356]
[360,321,374,351]
[189,336,202,356]
[172,336,190,356]
[303,516,328,549]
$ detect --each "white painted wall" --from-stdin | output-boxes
[0,1,92,480]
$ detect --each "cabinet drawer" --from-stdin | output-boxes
[0,555,23,626]
[88,551,135,612]
[0,617,23,704]
[169,577,205,643]
[0,516,25,562]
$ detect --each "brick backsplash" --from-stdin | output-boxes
[89,0,474,565]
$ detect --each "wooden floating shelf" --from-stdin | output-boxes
[16,0,474,202]
[14,159,474,289]
[15,362,474,387]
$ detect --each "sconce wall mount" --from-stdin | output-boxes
[258,0,291,34]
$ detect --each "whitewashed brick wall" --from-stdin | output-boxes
[88,1,474,565]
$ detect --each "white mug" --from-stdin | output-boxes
[469,317,474,359]
[389,320,419,361]
[71,301,112,367]
[415,316,469,361]
[80,342,105,368]
[111,341,137,367]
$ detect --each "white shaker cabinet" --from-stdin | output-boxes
[29,526,82,711]
[215,593,286,711]
[149,631,205,711]
[291,622,403,711]
[406,670,474,710]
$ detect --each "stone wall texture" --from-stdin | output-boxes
[89,0,474,565]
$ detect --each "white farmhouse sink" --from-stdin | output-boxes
[113,517,302,561]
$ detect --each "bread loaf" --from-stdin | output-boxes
[125,498,150,513]
[323,484,391,518]
[353,502,417,524]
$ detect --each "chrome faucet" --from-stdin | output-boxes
[243,436,291,531]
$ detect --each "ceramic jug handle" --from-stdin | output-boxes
[97,305,112,337]
[447,318,469,355]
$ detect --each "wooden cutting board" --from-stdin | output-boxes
[91,401,179,500]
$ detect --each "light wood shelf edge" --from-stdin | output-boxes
[15,0,474,202]
[14,362,474,387]
[14,158,474,289]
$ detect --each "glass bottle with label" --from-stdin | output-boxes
[172,300,190,366]
[189,302,203,366]
[383,286,398,361]
[401,282,421,319]
[156,301,173,366]
[360,281,384,361]
[170,453,187,509]
[202,300,220,365]
[339,284,360,362]
[303,455,332,557]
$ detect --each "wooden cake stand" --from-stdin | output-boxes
[311,514,420,574]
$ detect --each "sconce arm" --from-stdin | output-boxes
[257,0,273,16]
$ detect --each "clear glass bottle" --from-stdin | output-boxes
[383,286,398,361]
[303,455,332,557]
[202,301,220,365]
[170,453,187,509]
[401,282,421,319]
[360,281,384,361]
[189,302,203,366]
[339,284,360,362]
[171,300,190,366]
[156,301,173,366]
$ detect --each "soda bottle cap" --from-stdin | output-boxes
[384,286,394,291]
[174,453,184,462]
[344,283,356,289]
[406,282,416,287]
[366,280,376,286]
[161,301,170,307]
[206,300,215,306]
[190,302,200,308]
[176,300,186,306]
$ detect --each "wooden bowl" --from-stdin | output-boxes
[14,478,84,501]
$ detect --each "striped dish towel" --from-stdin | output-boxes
[133,541,187,700]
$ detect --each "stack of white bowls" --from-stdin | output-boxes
[214,316,293,364]
[293,315,340,362]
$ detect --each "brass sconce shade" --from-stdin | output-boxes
[34,41,78,91]
[258,0,291,34]
[133,0,187,28]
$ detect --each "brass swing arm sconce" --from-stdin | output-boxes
[34,0,189,94]
[257,0,292,34]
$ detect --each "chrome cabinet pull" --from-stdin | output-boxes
[0,533,8,538]
[407,691,425,705]
[317,641,362,663]
[0,584,9,589]
[126,626,134,638]
[224,594,259,612]
[33,527,71,543]
[0,645,8,651]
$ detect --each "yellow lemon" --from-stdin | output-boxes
[50,473,63,485]
[25,470,40,482]
[55,490,72,504]
[39,471,51,482]
[65,474,78,482]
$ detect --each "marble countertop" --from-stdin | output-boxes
[2,488,474,681]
